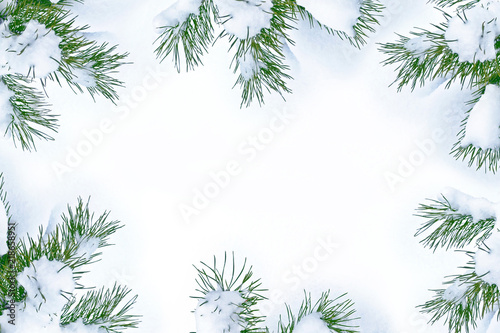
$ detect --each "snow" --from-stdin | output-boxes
[475,230,500,286]
[75,235,100,260]
[214,0,273,39]
[153,0,202,29]
[195,290,244,333]
[0,186,8,255]
[441,188,496,222]
[442,281,468,306]
[445,2,500,62]
[292,312,330,333]
[405,35,433,59]
[238,53,261,80]
[1,20,62,78]
[461,84,500,149]
[296,0,361,36]
[2,1,500,333]
[0,80,14,135]
[72,63,96,88]
[17,256,75,315]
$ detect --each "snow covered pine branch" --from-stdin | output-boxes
[415,188,500,332]
[0,174,140,332]
[153,0,383,107]
[0,0,127,151]
[192,253,359,333]
[380,0,500,172]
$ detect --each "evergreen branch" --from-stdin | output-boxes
[294,0,384,48]
[154,0,217,72]
[192,252,267,333]
[16,197,122,287]
[60,283,140,332]
[278,291,359,333]
[415,195,496,251]
[419,257,500,333]
[451,87,500,172]
[2,74,58,151]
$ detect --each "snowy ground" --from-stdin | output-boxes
[1,0,500,332]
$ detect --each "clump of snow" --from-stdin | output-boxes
[3,20,62,78]
[195,290,244,333]
[295,0,361,36]
[17,256,75,315]
[214,0,273,39]
[442,188,496,222]
[153,0,202,29]
[475,230,500,286]
[445,2,500,62]
[405,35,433,60]
[461,84,500,149]
[72,63,96,87]
[75,235,100,260]
[292,312,330,333]
[237,53,262,80]
[442,281,468,306]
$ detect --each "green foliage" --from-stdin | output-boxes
[415,195,496,251]
[416,193,500,332]
[155,0,383,107]
[192,253,359,333]
[192,252,267,332]
[0,174,139,332]
[0,0,128,151]
[379,0,500,172]
[277,291,359,333]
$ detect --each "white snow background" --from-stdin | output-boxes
[1,0,500,332]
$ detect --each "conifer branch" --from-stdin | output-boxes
[415,195,496,251]
[278,291,359,333]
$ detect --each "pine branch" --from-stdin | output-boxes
[16,197,122,287]
[295,0,384,48]
[2,74,58,151]
[60,284,140,333]
[430,0,480,10]
[192,252,267,333]
[154,0,217,72]
[415,195,497,251]
[277,291,359,333]
[419,256,500,333]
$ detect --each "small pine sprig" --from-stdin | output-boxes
[15,197,122,288]
[0,0,128,151]
[154,0,383,107]
[415,195,496,251]
[277,291,359,333]
[192,252,267,333]
[418,254,500,333]
[295,0,384,48]
[60,283,140,333]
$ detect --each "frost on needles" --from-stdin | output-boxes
[0,0,127,151]
[192,253,359,333]
[415,188,500,332]
[380,0,500,172]
[153,0,383,107]
[0,174,140,333]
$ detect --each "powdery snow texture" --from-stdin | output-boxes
[296,0,361,36]
[462,84,500,149]
[442,188,496,222]
[153,0,202,28]
[475,230,500,286]
[195,290,244,333]
[0,20,62,78]
[214,0,273,39]
[445,2,500,62]
[292,312,330,333]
